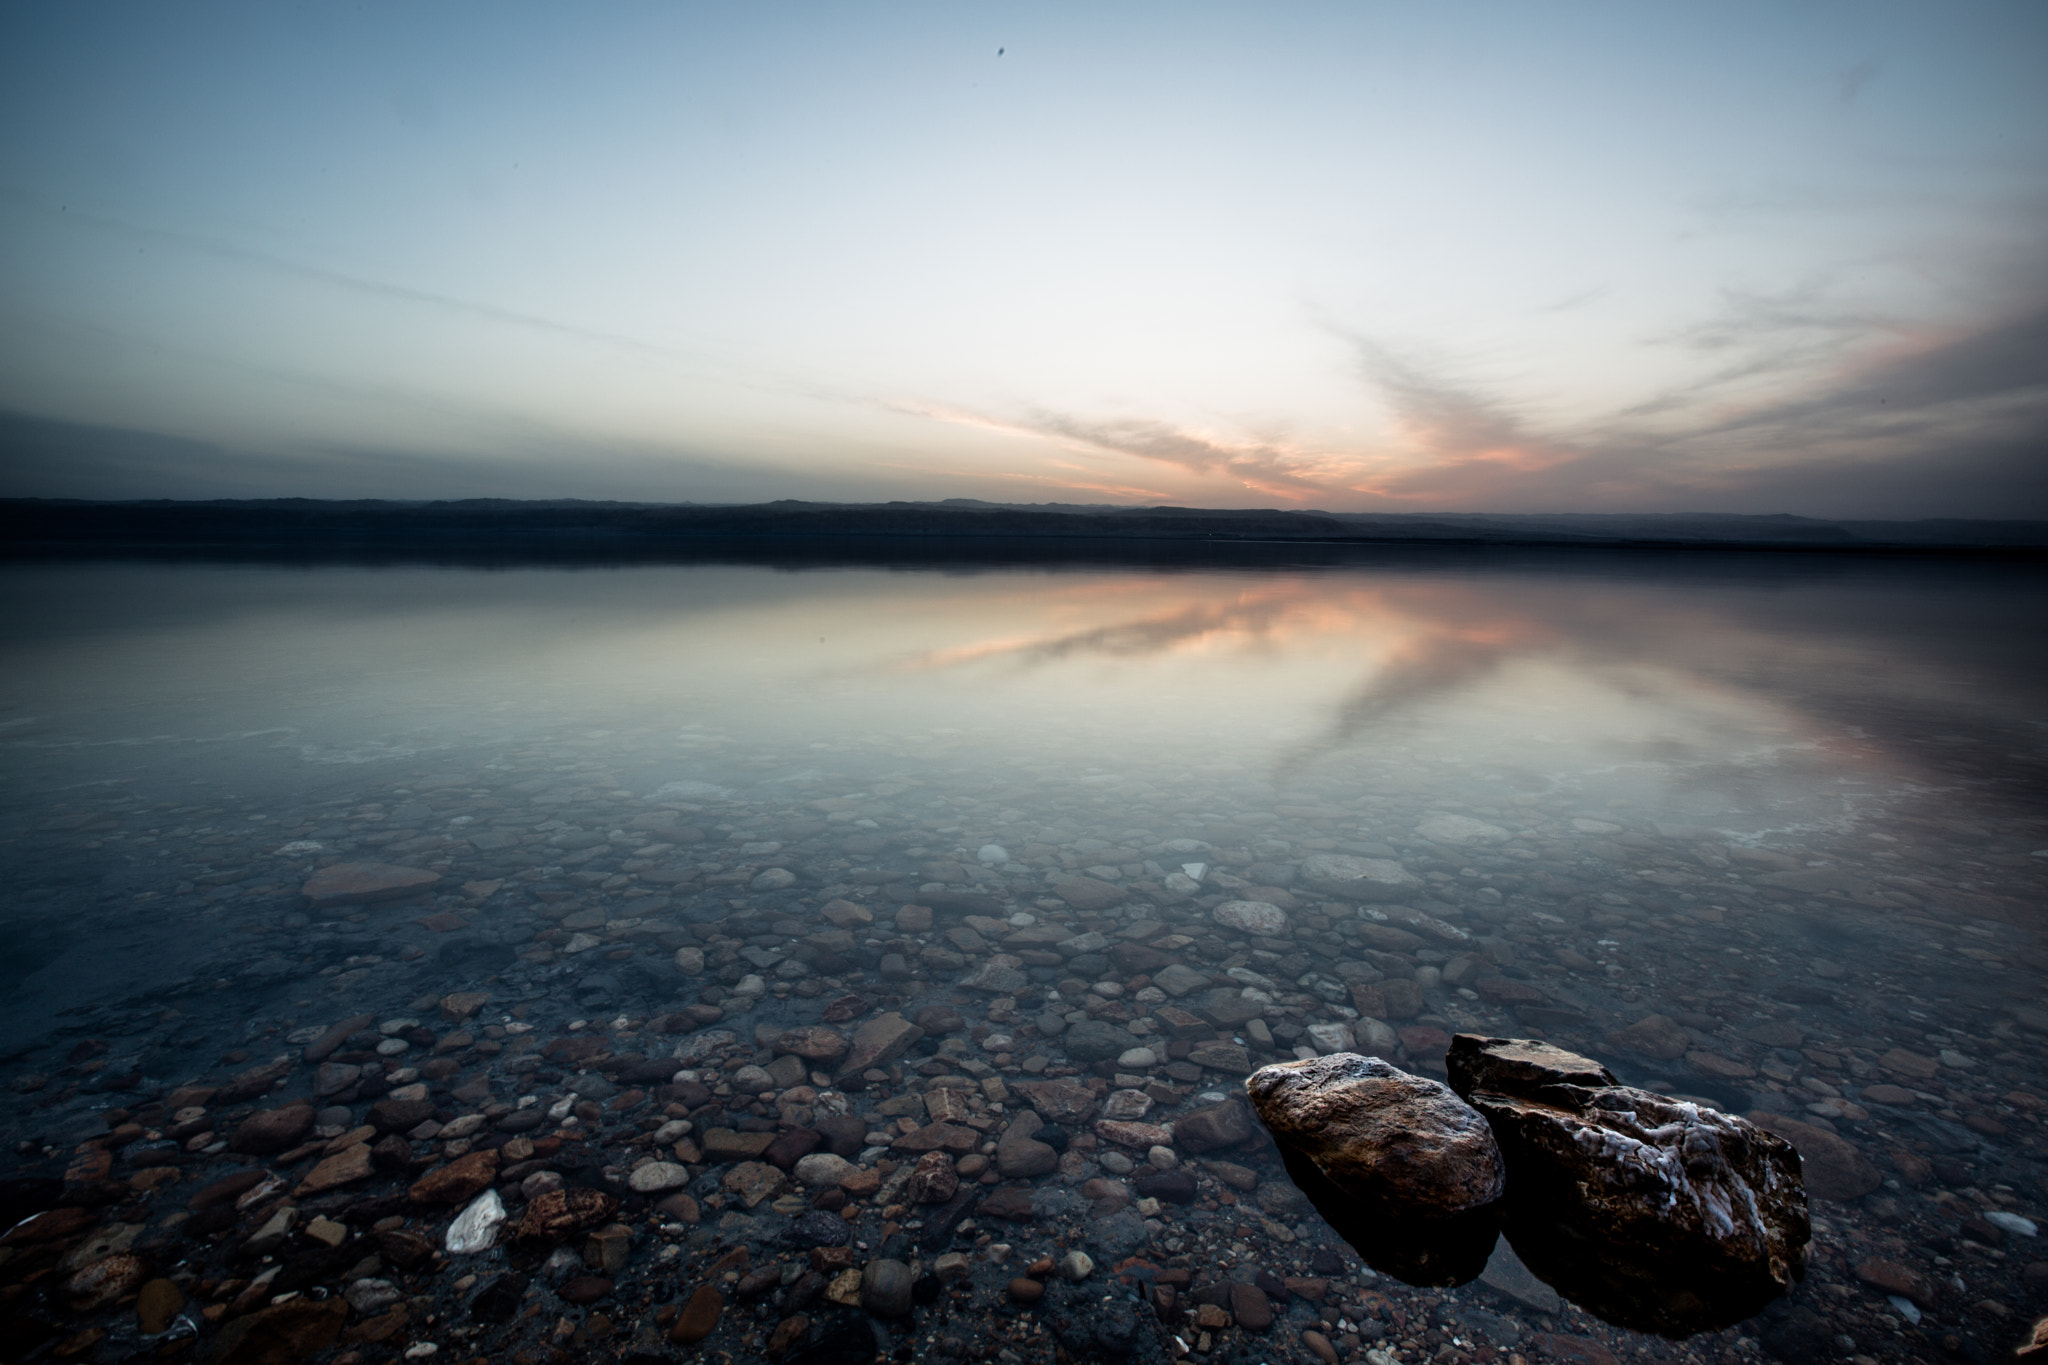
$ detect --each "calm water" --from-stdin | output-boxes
[2,551,2045,1362]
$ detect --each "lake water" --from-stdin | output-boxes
[2,550,2044,1363]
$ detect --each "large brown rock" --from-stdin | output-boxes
[776,1026,848,1061]
[229,1105,315,1155]
[994,1114,1059,1178]
[409,1149,500,1204]
[1249,1054,1503,1287]
[1249,1054,1503,1215]
[294,1143,374,1196]
[300,862,441,907]
[1445,1035,1616,1100]
[367,1096,437,1132]
[1014,1079,1099,1126]
[1173,1096,1257,1152]
[835,1012,924,1079]
[1449,1034,1808,1337]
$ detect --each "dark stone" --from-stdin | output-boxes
[1111,943,1168,974]
[1063,1019,1140,1065]
[1229,1281,1273,1331]
[1173,1096,1257,1152]
[468,1273,528,1324]
[816,1113,868,1159]
[229,1106,315,1155]
[1247,1054,1502,1218]
[1134,1169,1197,1204]
[860,1258,915,1317]
[367,1097,436,1133]
[1272,1135,1500,1288]
[370,1134,412,1171]
[791,1211,853,1248]
[375,1228,436,1270]
[559,1276,612,1305]
[303,1014,377,1064]
[1253,1270,1291,1302]
[1449,1034,1809,1337]
[735,1265,783,1300]
[977,1187,1036,1221]
[1310,1248,1349,1275]
[764,1127,823,1169]
[919,1189,977,1251]
[1445,1035,1616,1099]
[912,1006,965,1033]
[662,1079,713,1108]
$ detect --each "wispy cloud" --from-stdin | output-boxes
[891,290,2048,517]
[1337,341,1582,502]
[888,397,1386,502]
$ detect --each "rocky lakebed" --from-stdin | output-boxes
[2,748,2045,1365]
[5,554,2048,1365]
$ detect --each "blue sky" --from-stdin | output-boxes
[2,2,2044,514]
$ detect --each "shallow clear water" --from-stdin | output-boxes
[2,551,2044,1362]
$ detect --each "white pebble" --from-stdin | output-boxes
[444,1189,505,1254]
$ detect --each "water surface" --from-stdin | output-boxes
[2,551,2044,1362]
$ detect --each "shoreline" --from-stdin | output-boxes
[6,498,2047,562]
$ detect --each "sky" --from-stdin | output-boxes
[1,2,2044,516]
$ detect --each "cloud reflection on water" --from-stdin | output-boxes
[872,565,2047,822]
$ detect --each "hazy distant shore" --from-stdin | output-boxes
[5,496,2046,560]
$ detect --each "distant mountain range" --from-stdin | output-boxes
[6,496,2046,554]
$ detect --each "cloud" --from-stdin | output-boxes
[889,276,2048,519]
[1011,411,1351,500]
[1339,341,1582,501]
[1323,301,2048,515]
[890,398,1385,502]
[890,287,2046,517]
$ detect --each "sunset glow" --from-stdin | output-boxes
[1,3,2042,514]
